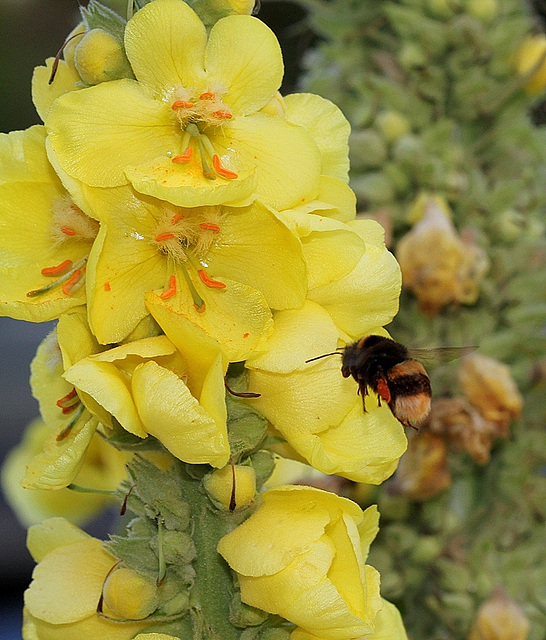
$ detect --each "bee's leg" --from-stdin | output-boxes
[376,376,391,408]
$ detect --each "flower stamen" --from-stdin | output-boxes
[155,232,176,242]
[172,100,194,109]
[171,212,185,224]
[56,404,85,441]
[62,268,84,295]
[172,147,193,164]
[199,223,221,233]
[180,264,205,311]
[198,269,226,289]
[41,259,73,277]
[27,257,88,298]
[160,275,177,300]
[213,154,238,180]
[61,226,77,236]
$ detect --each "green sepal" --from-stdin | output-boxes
[248,450,276,487]
[106,534,159,576]
[80,1,127,42]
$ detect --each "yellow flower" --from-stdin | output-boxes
[0,126,97,322]
[218,486,384,639]
[246,219,405,483]
[83,185,304,351]
[23,518,152,640]
[46,0,322,210]
[64,324,231,468]
[1,417,126,526]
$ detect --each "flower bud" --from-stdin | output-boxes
[427,397,498,464]
[458,354,522,433]
[397,196,488,315]
[102,567,159,620]
[375,110,411,142]
[203,464,256,510]
[388,431,451,501]
[74,28,132,85]
[468,588,530,640]
[515,35,546,96]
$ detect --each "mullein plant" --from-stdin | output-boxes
[0,0,414,638]
[297,0,546,638]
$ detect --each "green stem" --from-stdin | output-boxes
[177,466,241,640]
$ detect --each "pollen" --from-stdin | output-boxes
[172,100,194,109]
[62,268,83,295]
[61,226,76,236]
[199,222,221,233]
[172,147,193,163]
[155,232,176,242]
[213,154,238,180]
[171,212,185,224]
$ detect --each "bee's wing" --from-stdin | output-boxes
[406,346,477,365]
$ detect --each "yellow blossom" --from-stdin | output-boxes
[0,126,96,322]
[218,486,384,639]
[46,0,322,210]
[468,588,530,640]
[23,518,152,640]
[1,418,126,526]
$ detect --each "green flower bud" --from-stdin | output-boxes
[230,593,269,628]
[74,28,132,85]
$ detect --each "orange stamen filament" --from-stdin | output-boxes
[198,269,226,289]
[62,268,84,295]
[61,226,77,236]
[155,232,176,242]
[199,223,221,233]
[172,100,194,109]
[213,154,238,180]
[172,147,193,164]
[160,275,177,300]
[41,259,73,277]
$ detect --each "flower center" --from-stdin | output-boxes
[151,206,227,308]
[169,88,238,181]
[27,199,98,299]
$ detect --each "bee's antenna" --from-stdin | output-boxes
[305,349,344,364]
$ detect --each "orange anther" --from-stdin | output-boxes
[243,332,250,338]
[41,259,73,277]
[104,282,111,292]
[198,269,226,289]
[160,275,177,300]
[171,212,185,224]
[155,232,176,242]
[199,223,221,233]
[56,388,78,408]
[212,154,238,180]
[199,92,214,100]
[61,226,76,236]
[172,100,194,109]
[211,110,233,119]
[62,269,82,295]
[61,405,78,414]
[172,147,193,163]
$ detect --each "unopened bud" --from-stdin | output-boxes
[102,567,159,620]
[204,464,256,510]
[468,588,530,640]
[388,431,451,501]
[397,196,488,316]
[515,35,546,96]
[74,28,132,85]
[458,354,522,433]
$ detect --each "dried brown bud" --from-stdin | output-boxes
[426,397,498,464]
[468,588,530,640]
[396,196,488,316]
[388,431,451,501]
[458,354,523,434]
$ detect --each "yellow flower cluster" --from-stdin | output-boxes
[1,1,409,638]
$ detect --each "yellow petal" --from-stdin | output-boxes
[284,93,350,182]
[26,517,91,563]
[366,599,408,640]
[246,300,340,374]
[124,0,207,91]
[126,154,257,208]
[308,243,401,339]
[57,307,103,369]
[47,79,178,188]
[358,505,380,561]
[32,57,82,122]
[248,359,356,436]
[0,126,54,184]
[206,202,307,309]
[288,176,356,222]
[214,114,322,211]
[87,224,166,344]
[25,538,116,624]
[131,360,229,467]
[205,15,283,115]
[21,416,98,490]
